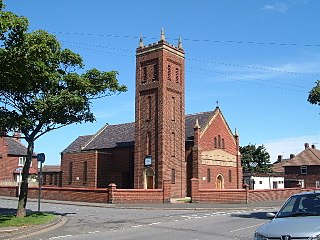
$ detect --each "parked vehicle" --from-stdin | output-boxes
[253,191,320,240]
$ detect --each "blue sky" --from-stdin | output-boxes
[4,0,320,164]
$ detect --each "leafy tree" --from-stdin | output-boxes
[308,80,320,108]
[240,144,272,173]
[0,2,127,217]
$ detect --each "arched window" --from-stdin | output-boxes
[218,135,221,148]
[214,137,217,148]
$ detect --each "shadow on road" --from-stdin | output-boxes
[230,211,277,219]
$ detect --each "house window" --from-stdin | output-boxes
[167,65,171,81]
[214,137,217,148]
[68,162,73,184]
[83,161,88,184]
[259,181,262,184]
[228,170,232,182]
[152,64,158,81]
[18,157,26,166]
[207,169,211,182]
[171,169,175,184]
[301,166,307,175]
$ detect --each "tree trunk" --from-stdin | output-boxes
[16,140,34,218]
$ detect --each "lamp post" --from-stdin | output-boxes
[37,153,45,212]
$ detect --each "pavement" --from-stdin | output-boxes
[0,196,284,240]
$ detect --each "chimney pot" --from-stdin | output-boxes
[277,155,283,162]
[311,144,316,149]
[304,143,309,149]
[290,154,295,159]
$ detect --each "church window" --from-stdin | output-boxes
[218,135,221,148]
[214,137,217,148]
[142,66,147,84]
[147,96,152,121]
[207,169,211,182]
[171,97,175,121]
[167,65,171,81]
[228,170,232,182]
[222,138,225,149]
[147,132,151,155]
[83,161,88,184]
[68,162,73,184]
[175,67,179,83]
[171,132,175,157]
[152,64,158,81]
[171,169,175,184]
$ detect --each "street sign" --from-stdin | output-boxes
[15,167,23,172]
[37,153,45,163]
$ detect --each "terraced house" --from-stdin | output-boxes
[61,31,242,198]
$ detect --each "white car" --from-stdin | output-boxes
[253,191,320,240]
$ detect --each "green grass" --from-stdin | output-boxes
[0,212,57,228]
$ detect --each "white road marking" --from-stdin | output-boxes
[230,223,263,233]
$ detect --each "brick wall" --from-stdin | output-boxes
[0,180,171,204]
[191,178,317,203]
[61,151,97,188]
[285,166,320,188]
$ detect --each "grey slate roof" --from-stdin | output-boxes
[62,109,219,154]
[284,147,320,166]
[7,138,28,156]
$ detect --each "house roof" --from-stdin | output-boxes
[6,137,29,156]
[284,147,320,166]
[41,165,61,173]
[272,159,290,173]
[62,108,233,154]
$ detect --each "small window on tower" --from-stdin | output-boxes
[142,66,147,84]
[171,132,175,157]
[171,97,175,121]
[218,135,221,148]
[147,132,151,156]
[171,169,175,184]
[152,64,158,81]
[167,65,171,81]
[147,96,152,121]
[175,68,179,83]
[214,137,217,148]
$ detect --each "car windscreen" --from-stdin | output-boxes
[276,193,320,218]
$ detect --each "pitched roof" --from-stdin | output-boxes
[284,147,320,166]
[41,165,61,173]
[272,159,290,173]
[62,109,229,153]
[7,137,28,156]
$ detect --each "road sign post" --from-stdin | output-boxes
[37,153,45,212]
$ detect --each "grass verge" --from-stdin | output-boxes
[0,212,57,228]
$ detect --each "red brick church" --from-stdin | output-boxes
[61,30,242,198]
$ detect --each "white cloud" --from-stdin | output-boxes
[262,2,288,13]
[262,134,320,163]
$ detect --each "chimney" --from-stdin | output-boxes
[290,154,295,159]
[304,143,309,149]
[311,144,316,149]
[13,132,21,143]
[277,155,283,162]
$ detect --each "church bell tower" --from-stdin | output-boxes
[134,29,186,197]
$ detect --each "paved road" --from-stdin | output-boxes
[0,198,282,240]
